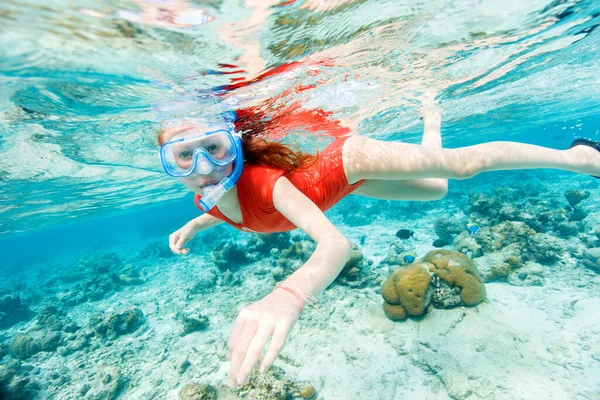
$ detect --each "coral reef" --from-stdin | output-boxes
[581,248,600,273]
[111,267,145,286]
[178,383,217,400]
[89,308,144,340]
[189,269,219,295]
[476,221,534,253]
[138,240,174,260]
[0,295,32,329]
[525,233,565,264]
[564,189,590,208]
[82,365,125,400]
[335,244,375,288]
[177,313,209,336]
[212,241,252,271]
[381,250,487,321]
[434,217,465,243]
[452,232,483,258]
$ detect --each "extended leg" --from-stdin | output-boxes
[344,132,600,183]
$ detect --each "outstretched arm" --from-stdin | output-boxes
[226,177,351,388]
[168,213,223,255]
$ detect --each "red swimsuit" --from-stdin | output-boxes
[194,136,364,233]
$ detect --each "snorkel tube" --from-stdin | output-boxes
[195,130,244,213]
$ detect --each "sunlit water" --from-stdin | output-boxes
[1,0,600,399]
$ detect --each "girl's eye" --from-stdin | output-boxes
[179,150,193,159]
[206,144,219,153]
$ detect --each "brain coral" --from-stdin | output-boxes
[423,250,486,306]
[381,263,432,321]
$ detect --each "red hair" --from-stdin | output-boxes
[234,109,317,174]
[157,112,318,175]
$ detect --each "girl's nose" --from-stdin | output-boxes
[194,157,214,175]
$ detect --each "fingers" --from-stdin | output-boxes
[175,233,189,252]
[169,230,190,255]
[259,322,292,373]
[228,320,258,389]
[227,316,247,360]
[236,323,274,385]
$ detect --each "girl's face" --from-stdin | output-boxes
[160,123,235,195]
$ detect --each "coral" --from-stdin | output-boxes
[466,192,503,223]
[0,295,32,329]
[246,232,291,255]
[237,365,293,400]
[581,248,600,272]
[212,241,251,271]
[84,366,124,400]
[506,262,545,286]
[178,383,217,400]
[138,240,174,260]
[423,250,486,306]
[299,385,316,399]
[434,217,465,242]
[111,267,145,286]
[564,189,590,207]
[381,264,432,321]
[90,308,144,340]
[61,253,122,283]
[57,275,118,306]
[8,334,40,360]
[335,244,374,288]
[0,342,7,360]
[189,270,218,295]
[178,313,209,336]
[525,233,565,264]
[476,221,535,253]
[452,232,483,258]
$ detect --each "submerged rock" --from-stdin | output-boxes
[90,308,144,340]
[178,313,209,336]
[178,383,217,400]
[582,248,600,272]
[0,295,32,329]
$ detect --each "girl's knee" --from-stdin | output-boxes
[427,179,448,200]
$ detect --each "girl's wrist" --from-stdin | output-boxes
[273,282,318,312]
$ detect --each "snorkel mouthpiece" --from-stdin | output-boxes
[194,133,243,213]
[196,183,226,212]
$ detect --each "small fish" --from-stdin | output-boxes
[432,238,448,248]
[467,225,480,235]
[395,229,415,239]
[403,253,416,264]
[359,235,366,246]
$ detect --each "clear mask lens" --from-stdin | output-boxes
[161,129,237,176]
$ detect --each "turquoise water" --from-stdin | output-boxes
[1,0,600,399]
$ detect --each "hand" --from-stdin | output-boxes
[168,221,198,255]
[227,288,301,388]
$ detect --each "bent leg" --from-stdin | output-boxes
[345,105,448,200]
[352,178,447,200]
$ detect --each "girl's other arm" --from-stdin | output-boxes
[169,213,224,255]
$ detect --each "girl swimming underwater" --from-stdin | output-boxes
[159,107,600,389]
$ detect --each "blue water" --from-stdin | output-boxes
[1,0,600,399]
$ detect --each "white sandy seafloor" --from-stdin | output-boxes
[1,171,600,400]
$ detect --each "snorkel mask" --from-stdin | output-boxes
[159,121,243,213]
